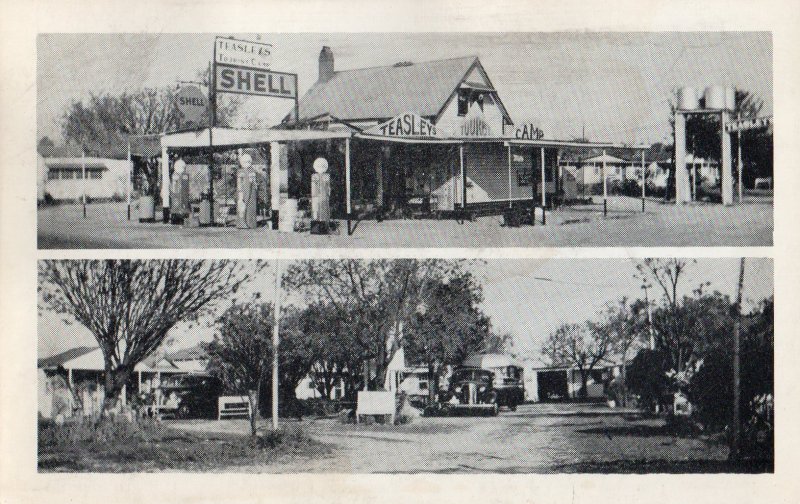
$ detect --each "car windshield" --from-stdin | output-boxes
[453,369,492,383]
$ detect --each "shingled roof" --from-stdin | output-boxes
[286,55,511,126]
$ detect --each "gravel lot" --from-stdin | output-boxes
[169,402,729,473]
[38,196,772,248]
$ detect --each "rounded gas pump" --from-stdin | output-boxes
[310,157,332,234]
[170,158,190,224]
[237,153,258,229]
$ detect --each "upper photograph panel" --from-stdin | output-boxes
[37,33,773,249]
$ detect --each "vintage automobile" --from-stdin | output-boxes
[159,372,222,419]
[440,354,525,415]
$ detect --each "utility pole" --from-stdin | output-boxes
[730,257,746,461]
[737,112,744,203]
[272,259,281,430]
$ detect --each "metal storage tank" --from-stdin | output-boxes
[725,87,736,110]
[677,87,698,110]
[704,85,727,110]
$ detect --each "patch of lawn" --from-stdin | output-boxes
[38,418,330,472]
[552,458,773,474]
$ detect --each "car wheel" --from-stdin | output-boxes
[177,405,191,419]
[509,400,517,412]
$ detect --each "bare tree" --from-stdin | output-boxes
[39,260,258,415]
[635,259,694,372]
[543,322,614,399]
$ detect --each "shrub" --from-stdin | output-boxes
[627,349,671,411]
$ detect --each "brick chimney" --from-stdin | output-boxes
[319,46,334,83]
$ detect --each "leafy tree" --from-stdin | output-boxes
[627,349,671,411]
[404,271,493,402]
[38,136,56,156]
[595,297,648,406]
[542,322,613,399]
[39,260,255,415]
[60,68,240,199]
[205,301,317,435]
[284,259,471,389]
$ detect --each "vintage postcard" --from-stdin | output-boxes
[1,1,796,504]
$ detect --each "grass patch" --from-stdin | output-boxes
[552,458,773,474]
[38,418,329,472]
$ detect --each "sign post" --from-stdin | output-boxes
[208,61,215,226]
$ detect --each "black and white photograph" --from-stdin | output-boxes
[36,32,773,249]
[38,258,773,473]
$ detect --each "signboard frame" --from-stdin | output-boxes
[214,36,273,70]
[214,62,298,99]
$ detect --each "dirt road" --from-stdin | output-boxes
[170,403,727,473]
[38,196,772,248]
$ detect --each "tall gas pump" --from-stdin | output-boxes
[310,157,332,234]
[237,153,258,229]
[169,158,190,224]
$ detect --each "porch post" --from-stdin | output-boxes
[737,116,744,203]
[460,144,467,217]
[67,368,73,389]
[674,112,690,203]
[692,162,698,201]
[540,147,546,225]
[345,138,352,234]
[127,140,132,220]
[641,150,646,212]
[507,145,512,209]
[602,150,608,217]
[721,110,733,205]
[161,145,170,222]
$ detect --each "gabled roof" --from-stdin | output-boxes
[164,343,208,361]
[287,56,512,126]
[38,346,97,369]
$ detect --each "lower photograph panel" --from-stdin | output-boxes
[37,258,773,473]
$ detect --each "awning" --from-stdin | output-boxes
[161,127,352,149]
[505,139,648,149]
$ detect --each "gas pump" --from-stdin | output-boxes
[310,157,332,234]
[170,158,190,224]
[237,153,258,229]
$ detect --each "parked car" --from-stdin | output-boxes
[159,373,222,419]
[438,354,525,416]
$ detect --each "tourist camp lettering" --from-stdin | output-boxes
[460,115,492,137]
[216,64,297,99]
[366,113,440,138]
[515,124,545,140]
[215,37,273,69]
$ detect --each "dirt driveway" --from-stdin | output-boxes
[170,403,727,473]
[38,196,772,248]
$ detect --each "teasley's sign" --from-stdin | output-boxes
[215,37,273,69]
[364,113,442,138]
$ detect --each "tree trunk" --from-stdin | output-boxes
[427,363,436,403]
[248,388,258,437]
[102,364,130,417]
[578,369,589,399]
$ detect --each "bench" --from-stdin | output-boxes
[217,395,251,420]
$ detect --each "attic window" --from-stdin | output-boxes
[393,61,413,67]
[458,89,469,116]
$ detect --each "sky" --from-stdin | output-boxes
[37,32,772,146]
[39,258,773,363]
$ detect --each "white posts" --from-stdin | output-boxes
[602,149,608,217]
[345,138,352,231]
[674,112,690,203]
[272,260,281,430]
[540,147,546,225]
[507,145,512,208]
[81,151,87,218]
[127,141,132,220]
[721,110,733,205]
[641,150,646,212]
[737,120,744,203]
[161,145,170,222]
[459,144,466,213]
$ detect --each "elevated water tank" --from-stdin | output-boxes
[677,87,698,110]
[704,85,727,110]
[725,87,736,110]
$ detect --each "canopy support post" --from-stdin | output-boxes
[541,147,546,225]
[161,145,170,223]
[641,150,646,212]
[346,138,353,235]
[127,141,132,220]
[602,149,608,217]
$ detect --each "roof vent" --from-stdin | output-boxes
[393,61,413,67]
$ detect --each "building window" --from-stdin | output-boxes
[308,381,315,389]
[89,169,103,180]
[594,167,599,175]
[457,89,469,116]
[418,381,428,390]
[61,169,75,180]
[48,169,60,180]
